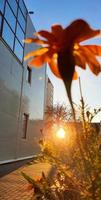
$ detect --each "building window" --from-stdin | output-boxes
[5,2,16,32]
[19,0,27,19]
[27,66,32,84]
[0,0,5,13]
[18,8,26,32]
[1,0,27,63]
[7,0,18,16]
[14,38,23,61]
[2,20,14,50]
[22,113,29,139]
[16,22,25,46]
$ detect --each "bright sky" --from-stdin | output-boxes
[25,0,101,121]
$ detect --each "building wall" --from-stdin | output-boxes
[0,0,46,163]
[0,40,23,162]
[45,76,54,109]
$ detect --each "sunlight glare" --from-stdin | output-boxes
[56,128,65,139]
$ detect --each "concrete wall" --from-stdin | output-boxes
[0,15,46,163]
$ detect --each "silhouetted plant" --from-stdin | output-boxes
[22,101,101,200]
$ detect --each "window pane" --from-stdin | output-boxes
[18,8,26,32]
[19,0,27,18]
[2,20,14,50]
[0,0,5,13]
[5,3,16,32]
[16,23,25,46]
[14,38,23,61]
[22,113,29,139]
[7,0,17,16]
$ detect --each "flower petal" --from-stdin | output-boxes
[73,71,78,80]
[27,183,33,190]
[82,45,101,56]
[74,52,86,70]
[63,19,100,44]
[24,48,48,60]
[23,38,36,43]
[51,24,63,38]
[37,30,56,43]
[28,51,53,67]
[76,29,100,43]
[24,38,49,45]
[88,61,101,75]
[49,58,61,78]
[81,46,101,75]
[28,56,45,68]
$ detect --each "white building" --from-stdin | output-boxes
[0,0,47,163]
[45,76,54,110]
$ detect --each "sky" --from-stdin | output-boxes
[25,0,101,121]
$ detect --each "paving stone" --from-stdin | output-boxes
[0,162,52,200]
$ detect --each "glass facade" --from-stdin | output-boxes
[0,0,5,14]
[7,0,18,16]
[14,38,24,61]
[2,20,14,50]
[19,0,27,18]
[0,0,27,62]
[5,2,16,32]
[18,8,26,31]
[16,22,25,46]
[0,14,2,33]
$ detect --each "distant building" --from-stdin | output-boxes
[45,76,54,110]
[0,0,47,163]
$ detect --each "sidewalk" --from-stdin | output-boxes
[0,162,52,200]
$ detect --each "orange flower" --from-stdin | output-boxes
[24,19,101,118]
[27,183,33,190]
[34,176,42,182]
[24,19,101,76]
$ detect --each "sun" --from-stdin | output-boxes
[56,128,65,139]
